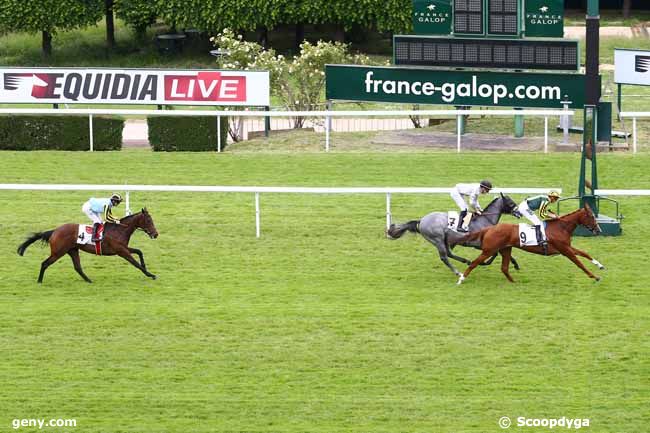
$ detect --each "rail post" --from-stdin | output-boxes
[88,114,94,152]
[125,190,131,215]
[633,117,637,154]
[325,100,332,152]
[255,192,261,238]
[385,192,392,233]
[456,114,462,153]
[217,115,221,153]
[544,116,549,154]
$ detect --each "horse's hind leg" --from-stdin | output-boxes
[68,249,92,283]
[435,244,463,278]
[499,248,515,283]
[38,252,65,283]
[445,246,472,265]
[571,247,605,270]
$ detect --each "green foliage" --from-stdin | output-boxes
[148,116,229,151]
[0,116,123,151]
[150,0,411,35]
[213,29,373,128]
[114,0,158,38]
[0,0,103,34]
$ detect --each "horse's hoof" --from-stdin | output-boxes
[594,276,601,282]
[150,275,157,280]
[456,275,465,285]
[599,266,606,270]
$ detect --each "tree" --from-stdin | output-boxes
[0,0,103,57]
[105,0,116,50]
[623,0,632,19]
[114,0,158,43]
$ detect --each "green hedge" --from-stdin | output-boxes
[148,116,229,151]
[0,116,123,151]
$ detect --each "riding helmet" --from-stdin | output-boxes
[548,190,561,199]
[110,193,123,204]
[479,180,493,191]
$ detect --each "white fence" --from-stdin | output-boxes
[619,112,650,154]
[0,184,562,238]
[0,108,574,154]
[595,189,650,196]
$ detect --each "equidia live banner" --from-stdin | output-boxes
[0,68,270,106]
[326,65,587,108]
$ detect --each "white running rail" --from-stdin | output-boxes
[0,108,574,154]
[0,184,562,238]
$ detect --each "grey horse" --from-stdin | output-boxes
[387,193,522,278]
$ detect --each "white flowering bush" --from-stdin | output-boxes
[212,29,371,131]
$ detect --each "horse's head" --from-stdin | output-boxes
[579,203,601,235]
[497,192,522,218]
[137,208,159,239]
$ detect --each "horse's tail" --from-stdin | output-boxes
[17,230,54,256]
[451,228,488,246]
[386,220,420,239]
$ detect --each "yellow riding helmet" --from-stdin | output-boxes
[548,190,561,199]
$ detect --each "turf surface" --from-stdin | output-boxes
[0,151,648,432]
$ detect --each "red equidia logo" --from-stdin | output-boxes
[164,72,246,102]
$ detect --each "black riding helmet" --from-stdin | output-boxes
[110,193,123,205]
[479,180,493,191]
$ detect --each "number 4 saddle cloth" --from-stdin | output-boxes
[518,223,544,247]
[77,224,104,255]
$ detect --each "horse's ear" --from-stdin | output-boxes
[500,192,504,198]
[584,202,591,211]
[141,207,146,213]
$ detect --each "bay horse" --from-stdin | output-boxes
[455,203,605,285]
[17,208,159,283]
[387,193,523,278]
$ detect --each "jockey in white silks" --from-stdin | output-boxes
[450,180,493,232]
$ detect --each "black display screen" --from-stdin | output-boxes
[454,0,484,34]
[394,36,579,71]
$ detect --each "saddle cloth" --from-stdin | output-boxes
[447,211,460,231]
[518,223,540,247]
[77,224,104,245]
[447,211,472,231]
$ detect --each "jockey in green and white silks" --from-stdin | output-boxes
[450,180,493,231]
[517,191,560,244]
[81,193,122,241]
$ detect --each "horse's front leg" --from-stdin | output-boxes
[128,247,147,269]
[458,250,497,285]
[116,247,156,280]
[557,245,600,281]
[571,247,605,270]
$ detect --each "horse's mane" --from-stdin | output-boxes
[558,207,585,220]
[483,196,500,210]
[117,211,143,223]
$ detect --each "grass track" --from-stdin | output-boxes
[0,151,649,432]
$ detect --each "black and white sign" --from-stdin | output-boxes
[615,49,650,86]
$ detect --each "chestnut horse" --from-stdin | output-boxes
[455,204,605,284]
[17,208,159,283]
